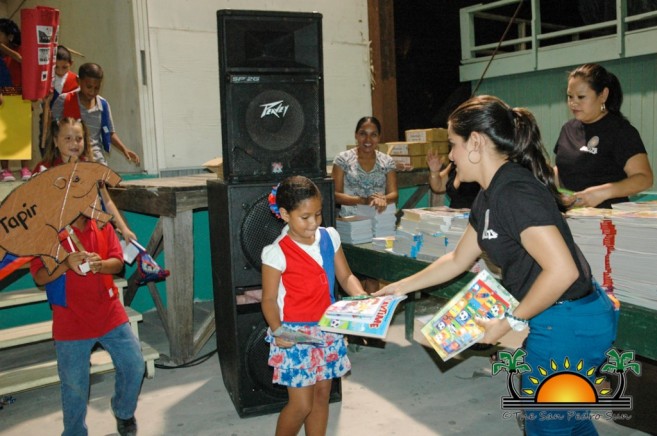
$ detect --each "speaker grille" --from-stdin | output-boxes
[245,319,288,399]
[223,75,324,181]
[218,10,322,74]
[239,194,286,272]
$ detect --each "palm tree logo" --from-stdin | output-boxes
[493,347,639,410]
[600,349,641,400]
[492,348,531,400]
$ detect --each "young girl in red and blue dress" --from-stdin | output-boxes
[261,175,368,436]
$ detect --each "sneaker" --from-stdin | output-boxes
[115,416,137,436]
[20,167,32,181]
[111,400,138,436]
[0,169,15,182]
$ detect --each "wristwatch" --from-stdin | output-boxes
[505,313,529,332]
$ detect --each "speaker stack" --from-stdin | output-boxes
[209,9,340,418]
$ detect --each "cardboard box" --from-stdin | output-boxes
[386,141,430,156]
[202,157,224,179]
[390,155,428,169]
[432,141,450,154]
[387,141,449,156]
[405,128,448,143]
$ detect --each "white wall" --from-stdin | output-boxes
[143,0,372,172]
[7,0,372,174]
[7,0,140,174]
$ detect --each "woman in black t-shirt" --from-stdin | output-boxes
[376,95,617,436]
[554,63,653,208]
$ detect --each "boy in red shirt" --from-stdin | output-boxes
[31,215,144,436]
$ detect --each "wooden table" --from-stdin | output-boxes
[343,243,657,360]
[109,173,216,364]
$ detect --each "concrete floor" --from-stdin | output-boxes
[0,300,649,436]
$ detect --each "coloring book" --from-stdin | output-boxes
[420,270,519,361]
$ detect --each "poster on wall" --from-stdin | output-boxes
[0,95,32,160]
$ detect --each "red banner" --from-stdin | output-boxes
[20,6,60,100]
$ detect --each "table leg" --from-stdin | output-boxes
[163,212,194,364]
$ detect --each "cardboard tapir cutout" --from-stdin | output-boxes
[0,162,121,274]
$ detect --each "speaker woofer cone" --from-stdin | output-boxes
[245,320,288,399]
[246,90,305,151]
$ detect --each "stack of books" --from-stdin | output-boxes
[609,202,657,310]
[371,235,395,252]
[372,208,397,237]
[565,208,612,290]
[391,228,423,258]
[611,200,657,212]
[567,203,657,311]
[336,215,373,244]
[398,207,469,261]
[355,204,397,237]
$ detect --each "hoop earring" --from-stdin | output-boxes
[601,103,606,112]
[468,150,481,164]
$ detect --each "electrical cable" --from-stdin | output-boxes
[154,348,218,370]
[8,1,28,20]
[471,0,525,96]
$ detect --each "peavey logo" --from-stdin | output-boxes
[260,100,289,118]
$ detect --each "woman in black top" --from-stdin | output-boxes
[554,63,653,208]
[377,95,617,436]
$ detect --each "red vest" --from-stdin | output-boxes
[60,72,79,94]
[279,235,332,322]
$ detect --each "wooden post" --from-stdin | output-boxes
[368,0,399,142]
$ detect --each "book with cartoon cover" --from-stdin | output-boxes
[324,295,387,320]
[420,270,519,361]
[318,295,407,339]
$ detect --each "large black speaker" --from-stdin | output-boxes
[207,178,340,417]
[217,10,326,183]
